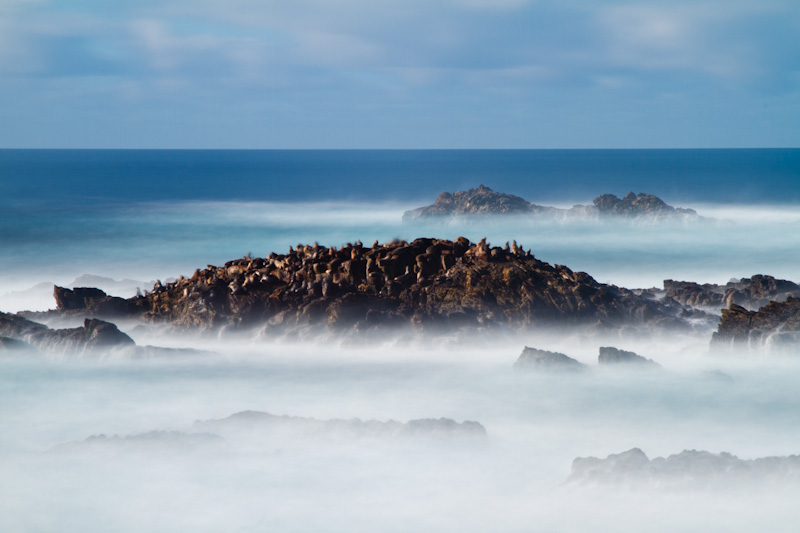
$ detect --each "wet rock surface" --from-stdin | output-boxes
[665,275,800,312]
[568,448,800,489]
[37,238,704,337]
[712,297,800,350]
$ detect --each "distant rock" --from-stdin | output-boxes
[403,186,699,221]
[402,184,553,219]
[193,410,487,443]
[598,346,661,368]
[712,297,800,352]
[568,448,800,489]
[514,346,587,371]
[592,191,697,218]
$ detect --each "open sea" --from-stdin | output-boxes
[4,148,800,532]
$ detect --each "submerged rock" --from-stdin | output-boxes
[193,410,487,442]
[568,448,800,489]
[598,346,661,368]
[50,431,225,454]
[514,346,587,371]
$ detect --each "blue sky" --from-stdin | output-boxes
[1,0,798,148]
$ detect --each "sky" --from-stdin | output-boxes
[0,0,798,149]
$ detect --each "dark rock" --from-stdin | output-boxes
[712,297,800,351]
[568,448,800,489]
[514,346,587,371]
[598,346,661,368]
[0,312,134,355]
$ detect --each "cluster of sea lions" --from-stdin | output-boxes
[171,236,533,304]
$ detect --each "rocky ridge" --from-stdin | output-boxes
[34,238,708,338]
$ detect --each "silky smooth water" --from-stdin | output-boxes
[2,149,800,532]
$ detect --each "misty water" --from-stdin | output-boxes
[3,151,800,531]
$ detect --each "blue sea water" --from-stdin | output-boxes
[1,148,799,310]
[2,148,799,206]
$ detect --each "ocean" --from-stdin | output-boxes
[1,148,799,310]
[3,149,800,532]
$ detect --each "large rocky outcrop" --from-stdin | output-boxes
[712,297,800,351]
[402,185,553,219]
[568,448,800,489]
[665,275,800,312]
[0,312,134,355]
[40,238,706,337]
